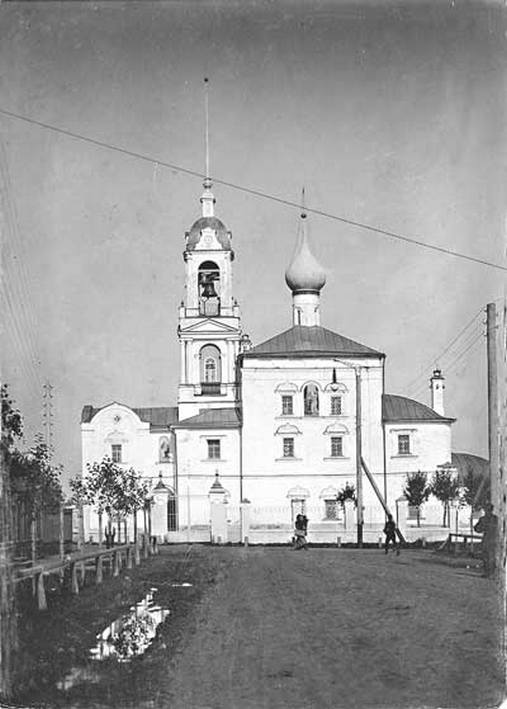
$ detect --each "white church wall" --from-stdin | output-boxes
[81,404,177,540]
[385,422,452,474]
[174,427,241,526]
[241,356,386,521]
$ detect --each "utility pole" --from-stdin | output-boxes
[486,303,499,506]
[42,380,54,455]
[355,367,364,547]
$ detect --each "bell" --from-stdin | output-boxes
[201,279,218,298]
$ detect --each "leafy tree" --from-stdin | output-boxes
[10,435,64,563]
[0,385,22,700]
[1,384,23,450]
[337,482,356,507]
[403,471,430,527]
[462,467,490,511]
[71,458,149,545]
[120,467,150,543]
[430,468,460,527]
[462,466,490,538]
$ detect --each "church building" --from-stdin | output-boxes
[81,176,458,543]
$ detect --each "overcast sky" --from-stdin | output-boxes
[1,1,505,485]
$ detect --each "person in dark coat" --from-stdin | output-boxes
[292,514,309,550]
[474,503,498,577]
[383,513,399,555]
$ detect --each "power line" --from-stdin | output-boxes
[1,106,506,273]
[403,307,484,395]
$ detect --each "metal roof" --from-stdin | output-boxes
[382,394,455,423]
[243,325,383,359]
[175,407,241,429]
[451,452,488,481]
[185,216,232,251]
[81,404,178,430]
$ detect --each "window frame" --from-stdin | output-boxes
[281,395,294,416]
[330,395,342,416]
[283,437,295,458]
[207,438,221,460]
[397,434,411,456]
[330,436,343,458]
[324,499,339,521]
[111,444,122,463]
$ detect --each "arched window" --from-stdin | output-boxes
[198,261,220,316]
[159,436,171,463]
[304,384,319,416]
[200,344,221,394]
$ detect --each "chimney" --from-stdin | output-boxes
[430,368,445,415]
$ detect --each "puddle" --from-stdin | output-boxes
[57,587,170,691]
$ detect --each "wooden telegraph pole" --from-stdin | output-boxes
[355,367,364,547]
[486,303,499,506]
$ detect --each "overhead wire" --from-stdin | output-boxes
[0,138,44,377]
[0,106,506,273]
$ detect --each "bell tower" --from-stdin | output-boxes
[177,179,244,420]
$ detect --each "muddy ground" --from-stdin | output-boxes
[11,545,505,709]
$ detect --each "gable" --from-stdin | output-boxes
[180,318,239,335]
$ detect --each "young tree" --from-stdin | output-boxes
[462,466,490,537]
[0,385,23,700]
[403,471,430,527]
[70,458,148,546]
[430,468,460,527]
[337,482,356,508]
[120,467,150,544]
[9,435,64,563]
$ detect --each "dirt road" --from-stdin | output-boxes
[17,546,504,708]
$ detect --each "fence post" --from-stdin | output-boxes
[70,563,79,595]
[95,555,103,584]
[113,550,120,577]
[36,572,47,611]
[126,546,133,569]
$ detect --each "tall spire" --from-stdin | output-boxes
[200,77,215,217]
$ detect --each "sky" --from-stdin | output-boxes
[1,0,505,487]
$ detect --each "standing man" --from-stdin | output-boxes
[474,503,498,577]
[383,513,399,555]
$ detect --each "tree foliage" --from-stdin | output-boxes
[403,471,430,527]
[9,435,63,518]
[462,467,490,511]
[337,482,356,506]
[1,384,23,451]
[430,468,460,527]
[70,458,149,533]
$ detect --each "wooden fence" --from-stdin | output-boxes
[15,535,159,611]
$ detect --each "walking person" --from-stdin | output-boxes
[383,513,399,555]
[292,513,309,550]
[474,503,498,578]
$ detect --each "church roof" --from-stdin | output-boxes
[185,216,232,251]
[174,407,241,429]
[382,394,455,423]
[242,325,383,359]
[81,404,178,431]
[451,452,488,481]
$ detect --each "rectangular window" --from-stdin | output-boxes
[330,436,343,458]
[283,437,295,458]
[111,444,122,463]
[398,434,411,455]
[207,439,221,459]
[282,395,293,415]
[324,499,338,520]
[331,396,342,416]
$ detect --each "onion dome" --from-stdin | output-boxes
[285,214,326,293]
[185,178,233,252]
[185,216,232,251]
